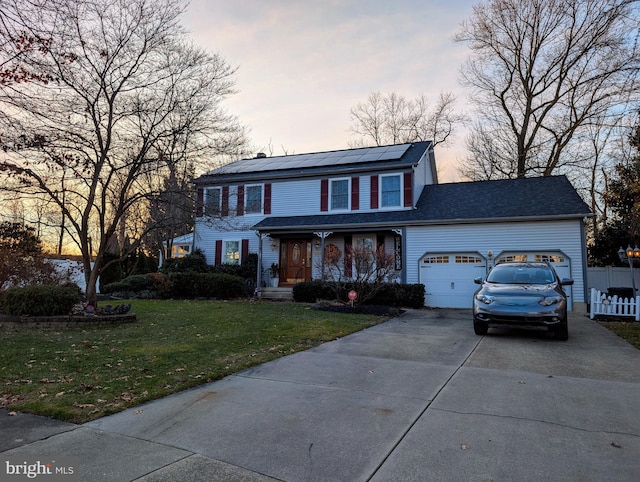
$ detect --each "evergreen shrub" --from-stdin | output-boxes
[2,285,80,316]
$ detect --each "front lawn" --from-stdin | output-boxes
[0,300,387,423]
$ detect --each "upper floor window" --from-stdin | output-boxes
[245,185,262,213]
[381,175,401,207]
[331,178,349,210]
[205,187,221,214]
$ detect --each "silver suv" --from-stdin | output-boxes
[473,262,573,340]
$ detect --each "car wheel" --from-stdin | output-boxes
[554,321,569,341]
[474,320,488,336]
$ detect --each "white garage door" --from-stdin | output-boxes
[496,252,572,310]
[421,253,487,308]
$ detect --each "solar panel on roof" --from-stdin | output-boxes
[210,143,413,175]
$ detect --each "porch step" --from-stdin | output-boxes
[260,287,294,301]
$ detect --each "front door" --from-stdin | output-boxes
[283,239,311,282]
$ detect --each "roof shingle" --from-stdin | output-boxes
[253,175,592,231]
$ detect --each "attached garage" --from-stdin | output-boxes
[419,248,575,310]
[421,253,486,308]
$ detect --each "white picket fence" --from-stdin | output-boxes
[590,288,640,321]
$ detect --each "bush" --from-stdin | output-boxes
[102,274,155,294]
[160,249,209,273]
[1,284,80,316]
[293,281,341,303]
[146,272,173,298]
[372,283,425,308]
[167,272,246,299]
[293,281,425,308]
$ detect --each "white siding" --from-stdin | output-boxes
[270,174,420,215]
[270,179,321,216]
[405,220,588,308]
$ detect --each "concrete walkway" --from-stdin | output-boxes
[1,310,639,481]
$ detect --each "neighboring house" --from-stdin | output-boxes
[192,142,592,310]
[159,232,194,267]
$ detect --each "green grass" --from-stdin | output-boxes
[0,300,387,423]
[600,321,640,350]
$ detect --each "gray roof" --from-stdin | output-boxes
[194,141,432,184]
[253,175,592,232]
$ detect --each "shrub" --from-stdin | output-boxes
[102,274,155,294]
[160,249,209,273]
[371,283,425,308]
[293,281,425,308]
[1,284,80,316]
[292,281,338,303]
[167,272,245,299]
[146,272,173,298]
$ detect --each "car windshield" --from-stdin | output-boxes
[486,265,555,285]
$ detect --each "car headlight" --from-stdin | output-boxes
[539,296,563,306]
[475,293,495,304]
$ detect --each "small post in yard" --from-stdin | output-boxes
[348,289,357,308]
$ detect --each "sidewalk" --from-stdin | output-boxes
[1,310,639,481]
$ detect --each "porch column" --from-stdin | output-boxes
[256,231,268,294]
[313,231,332,281]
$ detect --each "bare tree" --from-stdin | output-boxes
[456,0,640,179]
[0,0,247,305]
[318,243,398,305]
[349,91,463,148]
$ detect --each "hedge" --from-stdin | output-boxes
[102,274,156,294]
[293,281,425,308]
[167,272,247,299]
[1,284,80,316]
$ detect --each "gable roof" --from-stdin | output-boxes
[194,141,433,184]
[253,175,592,232]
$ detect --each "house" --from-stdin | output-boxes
[192,142,592,310]
[158,232,194,267]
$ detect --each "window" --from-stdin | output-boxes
[455,255,483,264]
[423,255,449,264]
[331,179,349,210]
[497,255,528,263]
[381,175,401,207]
[535,254,565,263]
[224,241,240,265]
[205,188,221,214]
[245,185,262,213]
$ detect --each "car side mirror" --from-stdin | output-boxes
[561,278,574,286]
[474,277,483,284]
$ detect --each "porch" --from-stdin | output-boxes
[255,227,406,291]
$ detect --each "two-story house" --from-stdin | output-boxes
[192,141,592,310]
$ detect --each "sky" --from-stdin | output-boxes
[182,0,477,182]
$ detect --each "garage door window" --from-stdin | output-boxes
[455,255,483,263]
[497,254,527,263]
[423,255,449,264]
[535,254,565,263]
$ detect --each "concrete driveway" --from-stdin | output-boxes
[1,309,639,481]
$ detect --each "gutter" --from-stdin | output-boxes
[253,213,594,233]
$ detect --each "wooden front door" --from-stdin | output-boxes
[283,239,312,282]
